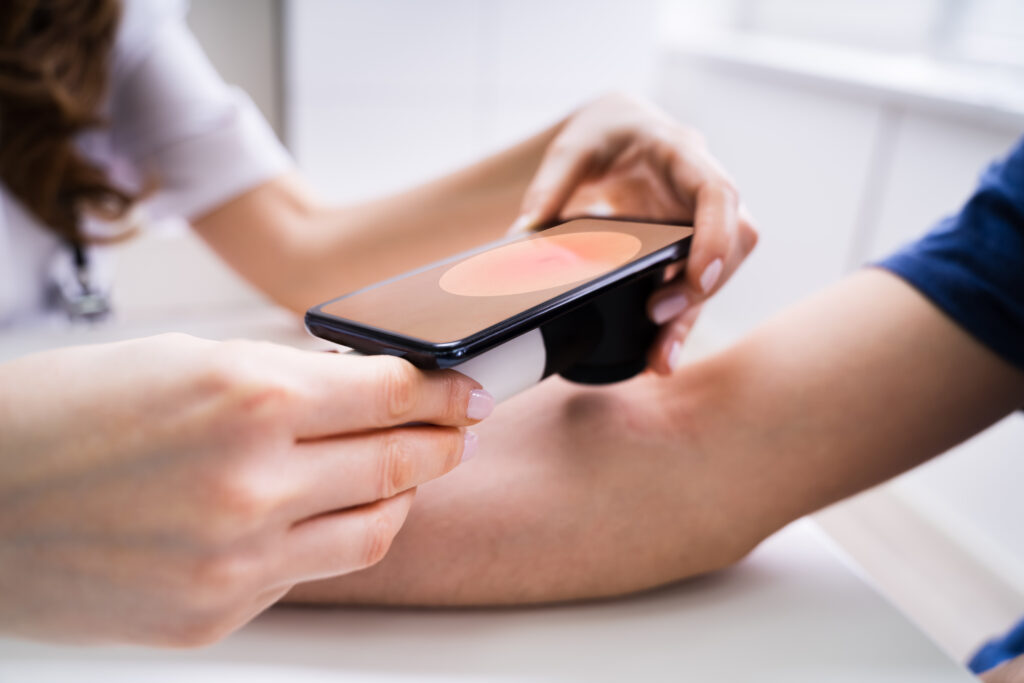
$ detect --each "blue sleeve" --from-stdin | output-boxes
[876,136,1024,371]
[969,617,1024,674]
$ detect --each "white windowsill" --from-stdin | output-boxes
[662,30,1024,130]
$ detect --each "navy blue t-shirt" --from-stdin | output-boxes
[878,136,1024,371]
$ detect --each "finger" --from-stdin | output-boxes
[281,425,472,520]
[662,260,686,282]
[510,143,597,234]
[277,489,416,584]
[648,277,696,327]
[684,180,740,298]
[647,198,755,374]
[737,203,760,256]
[560,160,687,223]
[647,303,704,375]
[651,201,755,320]
[285,352,494,438]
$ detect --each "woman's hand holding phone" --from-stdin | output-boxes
[0,334,489,646]
[511,93,759,374]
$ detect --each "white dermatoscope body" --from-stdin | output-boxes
[347,328,545,404]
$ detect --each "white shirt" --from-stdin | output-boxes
[0,0,292,328]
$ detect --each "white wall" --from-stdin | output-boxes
[284,0,657,203]
[186,0,283,136]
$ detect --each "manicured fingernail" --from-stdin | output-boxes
[651,293,689,324]
[700,258,723,294]
[668,340,685,372]
[466,389,495,420]
[509,213,536,235]
[461,430,479,462]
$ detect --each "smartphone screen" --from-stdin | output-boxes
[307,218,692,364]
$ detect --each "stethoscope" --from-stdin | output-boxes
[53,241,112,323]
[50,199,142,323]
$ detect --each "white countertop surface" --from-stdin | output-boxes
[0,309,977,682]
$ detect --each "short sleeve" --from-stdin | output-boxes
[876,137,1024,371]
[107,0,293,222]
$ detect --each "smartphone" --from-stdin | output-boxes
[305,218,693,369]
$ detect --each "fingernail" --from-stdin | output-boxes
[651,293,689,325]
[509,213,536,235]
[461,430,479,462]
[700,258,723,294]
[466,389,495,420]
[668,340,685,372]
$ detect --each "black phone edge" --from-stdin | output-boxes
[305,230,692,369]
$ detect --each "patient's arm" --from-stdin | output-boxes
[286,269,1024,605]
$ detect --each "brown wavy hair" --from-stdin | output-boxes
[0,0,133,245]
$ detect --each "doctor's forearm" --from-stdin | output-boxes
[193,122,563,311]
[284,270,1023,606]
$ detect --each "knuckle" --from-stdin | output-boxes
[165,615,239,649]
[239,377,293,417]
[220,487,272,530]
[376,357,420,422]
[443,429,465,470]
[546,137,579,162]
[650,140,682,177]
[200,339,253,382]
[378,431,415,498]
[187,548,261,606]
[743,220,760,252]
[714,178,740,204]
[677,124,706,149]
[201,468,285,542]
[152,331,200,349]
[200,345,296,429]
[645,129,675,160]
[437,370,466,422]
[360,508,400,568]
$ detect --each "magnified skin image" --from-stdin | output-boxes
[439,231,642,297]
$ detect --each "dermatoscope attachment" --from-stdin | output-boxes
[448,269,664,401]
[545,270,661,384]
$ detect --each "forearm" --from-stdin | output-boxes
[288,373,736,606]
[193,122,564,311]
[285,270,1023,606]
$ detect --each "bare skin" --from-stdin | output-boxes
[286,270,1024,605]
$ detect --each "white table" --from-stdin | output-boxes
[0,310,976,682]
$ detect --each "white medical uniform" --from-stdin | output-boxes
[0,0,292,328]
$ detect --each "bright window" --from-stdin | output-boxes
[659,0,1024,72]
